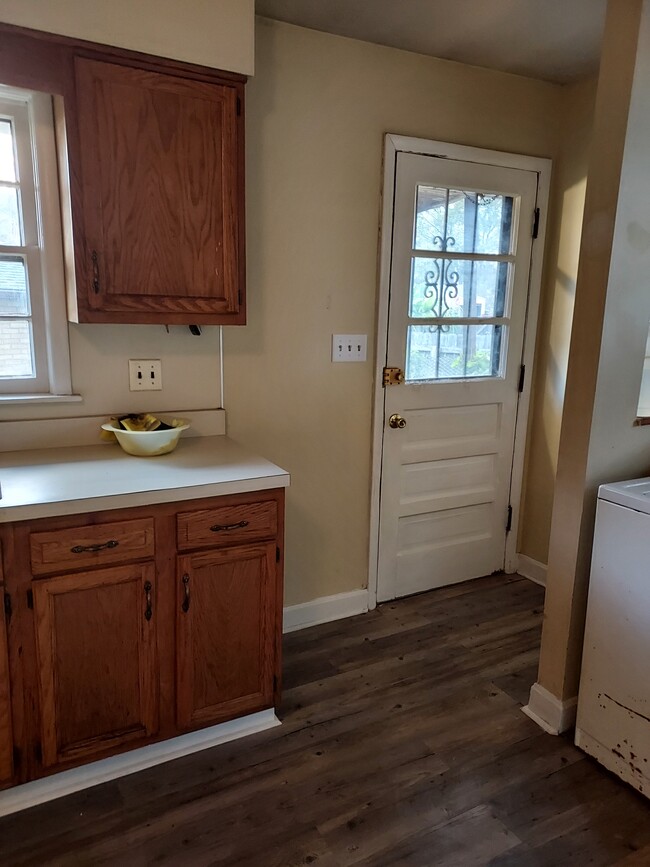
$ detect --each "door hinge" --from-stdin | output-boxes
[518,364,526,393]
[506,505,513,534]
[273,674,278,693]
[34,742,42,764]
[237,288,242,306]
[26,589,34,610]
[236,96,242,116]
[382,367,404,387]
[532,208,540,239]
[3,591,11,624]
[12,746,20,770]
[276,546,281,563]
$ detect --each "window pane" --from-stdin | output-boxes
[406,324,505,381]
[0,255,30,315]
[410,257,510,319]
[414,187,514,254]
[0,318,35,378]
[0,185,22,245]
[0,119,17,183]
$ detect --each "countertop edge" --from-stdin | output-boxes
[0,472,290,524]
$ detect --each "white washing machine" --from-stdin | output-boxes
[575,478,650,799]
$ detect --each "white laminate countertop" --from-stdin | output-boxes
[0,436,290,522]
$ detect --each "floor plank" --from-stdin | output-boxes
[0,574,648,866]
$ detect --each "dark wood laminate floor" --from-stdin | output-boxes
[1,574,650,866]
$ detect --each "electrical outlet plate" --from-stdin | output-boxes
[129,359,162,391]
[332,334,367,363]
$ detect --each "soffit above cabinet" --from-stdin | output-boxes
[0,0,255,75]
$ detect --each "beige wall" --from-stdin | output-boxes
[0,0,254,74]
[226,18,564,607]
[535,0,648,702]
[519,78,596,564]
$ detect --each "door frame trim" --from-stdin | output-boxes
[368,134,551,609]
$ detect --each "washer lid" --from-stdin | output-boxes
[598,477,650,514]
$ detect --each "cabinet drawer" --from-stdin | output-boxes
[177,500,277,550]
[30,518,155,576]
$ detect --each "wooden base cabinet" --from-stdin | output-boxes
[32,563,159,769]
[0,489,284,790]
[0,554,13,785]
[177,544,277,731]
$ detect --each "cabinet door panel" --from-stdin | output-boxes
[177,544,276,730]
[33,563,158,767]
[74,57,242,323]
[0,553,13,784]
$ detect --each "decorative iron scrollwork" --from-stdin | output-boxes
[423,258,460,332]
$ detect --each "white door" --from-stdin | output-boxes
[377,151,539,602]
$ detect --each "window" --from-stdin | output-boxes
[0,86,71,397]
[406,185,516,382]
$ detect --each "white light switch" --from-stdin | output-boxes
[129,359,162,391]
[332,334,367,363]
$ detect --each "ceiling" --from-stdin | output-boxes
[255,0,607,84]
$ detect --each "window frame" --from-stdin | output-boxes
[0,85,72,398]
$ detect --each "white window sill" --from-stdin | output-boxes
[0,393,83,406]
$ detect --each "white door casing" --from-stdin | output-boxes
[370,137,550,605]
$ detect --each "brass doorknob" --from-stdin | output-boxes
[388,413,407,429]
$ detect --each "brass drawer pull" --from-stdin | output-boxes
[182,573,191,613]
[144,580,153,621]
[209,520,249,533]
[70,540,119,554]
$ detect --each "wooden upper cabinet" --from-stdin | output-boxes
[176,543,276,731]
[32,563,159,768]
[70,56,245,325]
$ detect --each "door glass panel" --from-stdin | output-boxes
[0,318,34,378]
[0,255,30,315]
[414,186,514,255]
[0,185,22,245]
[0,119,17,183]
[410,257,510,319]
[406,323,505,382]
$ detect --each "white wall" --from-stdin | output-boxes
[0,0,254,74]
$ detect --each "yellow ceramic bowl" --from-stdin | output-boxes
[101,420,190,457]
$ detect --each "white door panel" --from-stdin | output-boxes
[378,150,538,601]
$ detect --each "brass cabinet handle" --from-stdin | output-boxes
[181,574,191,613]
[388,413,407,429]
[144,580,153,621]
[210,520,249,532]
[71,540,119,554]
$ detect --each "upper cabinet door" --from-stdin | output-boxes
[72,57,245,325]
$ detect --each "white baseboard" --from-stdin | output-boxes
[283,589,368,633]
[517,554,547,587]
[522,682,577,735]
[0,709,279,818]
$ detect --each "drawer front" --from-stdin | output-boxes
[30,518,155,576]
[177,500,277,550]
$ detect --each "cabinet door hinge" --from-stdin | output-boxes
[506,505,513,534]
[3,591,11,624]
[518,364,526,393]
[273,674,278,693]
[236,96,242,116]
[237,288,242,306]
[26,589,34,610]
[34,742,42,764]
[12,746,20,770]
[276,546,281,563]
[532,208,540,239]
